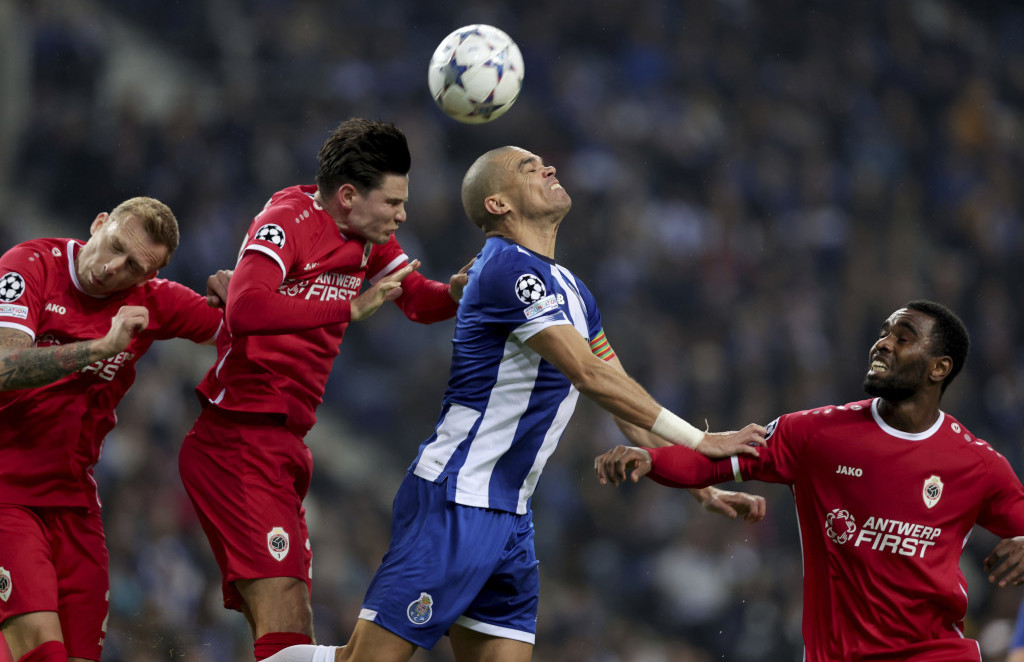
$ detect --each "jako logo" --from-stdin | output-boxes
[836,465,863,477]
[45,303,66,315]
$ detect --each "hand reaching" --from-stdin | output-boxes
[351,260,421,321]
[698,423,767,458]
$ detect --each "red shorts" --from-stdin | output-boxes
[0,505,108,660]
[179,405,313,611]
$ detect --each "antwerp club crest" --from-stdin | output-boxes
[407,592,434,625]
[0,567,11,602]
[923,475,944,509]
[825,508,857,544]
[267,527,290,561]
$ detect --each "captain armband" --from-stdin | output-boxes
[589,329,616,361]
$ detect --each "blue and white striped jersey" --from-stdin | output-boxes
[409,236,604,515]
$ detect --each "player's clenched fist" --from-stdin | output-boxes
[594,445,652,486]
[97,305,149,358]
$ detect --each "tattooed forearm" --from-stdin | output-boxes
[0,342,98,391]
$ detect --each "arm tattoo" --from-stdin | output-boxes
[0,341,97,391]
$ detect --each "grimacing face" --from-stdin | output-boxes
[863,308,937,402]
[75,213,168,297]
[499,149,571,221]
[336,174,410,245]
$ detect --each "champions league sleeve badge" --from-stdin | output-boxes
[254,223,286,248]
[0,272,26,303]
[923,475,944,509]
[407,592,434,625]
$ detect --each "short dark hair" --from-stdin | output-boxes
[905,300,970,393]
[315,119,411,196]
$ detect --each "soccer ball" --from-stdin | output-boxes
[428,24,524,124]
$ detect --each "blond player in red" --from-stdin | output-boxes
[178,119,473,660]
[0,197,226,662]
[596,301,1024,662]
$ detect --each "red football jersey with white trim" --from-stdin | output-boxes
[196,185,452,433]
[0,238,223,510]
[648,398,1024,662]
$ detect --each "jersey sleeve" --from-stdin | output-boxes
[976,448,1024,537]
[646,413,801,487]
[226,251,351,335]
[365,236,458,324]
[0,243,49,340]
[146,279,224,343]
[475,250,572,343]
[237,197,302,279]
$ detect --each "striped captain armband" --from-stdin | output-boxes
[590,329,616,361]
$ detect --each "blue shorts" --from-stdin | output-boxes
[359,474,539,649]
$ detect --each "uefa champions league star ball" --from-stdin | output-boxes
[428,24,524,124]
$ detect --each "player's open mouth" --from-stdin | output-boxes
[550,182,562,190]
[869,360,888,373]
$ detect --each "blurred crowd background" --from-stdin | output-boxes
[2,0,1023,660]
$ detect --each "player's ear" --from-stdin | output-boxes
[483,194,508,216]
[337,183,359,210]
[89,212,109,236]
[929,355,952,385]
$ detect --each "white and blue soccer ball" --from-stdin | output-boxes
[428,24,524,124]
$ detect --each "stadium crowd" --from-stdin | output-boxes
[2,0,1023,660]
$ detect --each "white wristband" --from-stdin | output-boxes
[650,408,705,450]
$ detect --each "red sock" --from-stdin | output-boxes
[18,641,67,662]
[254,632,313,661]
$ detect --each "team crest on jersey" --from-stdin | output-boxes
[0,567,11,602]
[825,508,857,544]
[266,527,290,561]
[407,592,434,625]
[764,417,779,440]
[254,223,286,248]
[0,272,26,303]
[923,475,944,509]
[515,273,546,304]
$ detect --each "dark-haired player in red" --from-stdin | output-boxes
[178,118,472,660]
[596,300,1024,662]
[0,197,226,662]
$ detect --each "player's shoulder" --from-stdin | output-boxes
[936,412,998,456]
[770,399,871,435]
[254,186,322,226]
[1,238,77,286]
[478,237,549,274]
[2,237,73,262]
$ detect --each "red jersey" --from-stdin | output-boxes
[0,238,223,510]
[196,185,457,433]
[647,398,1024,662]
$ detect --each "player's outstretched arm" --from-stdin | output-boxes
[526,325,764,456]
[985,537,1024,588]
[0,306,148,391]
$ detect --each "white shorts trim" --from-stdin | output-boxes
[454,615,535,644]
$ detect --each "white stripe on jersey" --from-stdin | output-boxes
[411,242,593,515]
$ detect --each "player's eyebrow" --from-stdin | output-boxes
[517,156,539,171]
[884,319,921,337]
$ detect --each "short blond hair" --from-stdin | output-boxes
[109,197,179,267]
